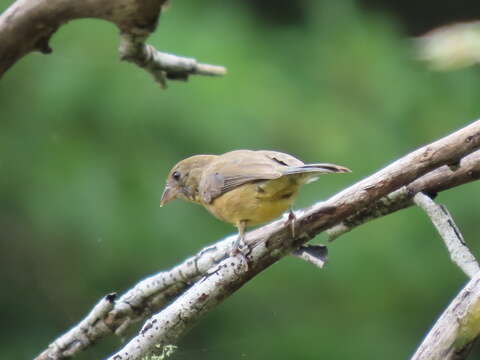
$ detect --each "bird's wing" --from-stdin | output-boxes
[256,150,305,168]
[199,150,301,203]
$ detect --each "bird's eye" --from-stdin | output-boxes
[172,171,181,181]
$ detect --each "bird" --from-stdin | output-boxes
[160,150,350,253]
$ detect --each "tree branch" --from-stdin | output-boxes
[35,119,480,359]
[34,235,239,360]
[327,150,480,240]
[409,192,480,359]
[118,33,226,88]
[108,256,249,360]
[411,272,480,360]
[413,192,480,278]
[35,293,117,359]
[0,0,226,86]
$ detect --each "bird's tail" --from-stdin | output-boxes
[282,163,351,184]
[283,163,351,176]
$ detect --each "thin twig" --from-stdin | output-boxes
[118,34,227,88]
[413,192,480,278]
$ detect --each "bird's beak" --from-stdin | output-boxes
[160,186,177,207]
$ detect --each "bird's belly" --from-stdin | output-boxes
[204,179,298,227]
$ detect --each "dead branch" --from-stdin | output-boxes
[0,0,226,86]
[35,119,480,360]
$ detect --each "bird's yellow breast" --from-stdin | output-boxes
[203,176,300,227]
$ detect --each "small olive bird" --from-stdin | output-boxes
[161,150,350,252]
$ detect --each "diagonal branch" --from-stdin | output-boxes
[35,294,117,359]
[327,150,480,240]
[108,256,249,360]
[413,192,480,278]
[35,119,480,360]
[0,0,226,86]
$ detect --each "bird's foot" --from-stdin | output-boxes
[230,236,248,256]
[229,236,250,269]
[285,209,297,239]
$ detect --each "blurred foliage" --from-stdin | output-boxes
[416,21,480,71]
[1,0,480,359]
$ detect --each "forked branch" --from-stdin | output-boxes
[35,120,480,360]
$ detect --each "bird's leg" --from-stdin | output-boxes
[231,220,248,256]
[285,208,296,239]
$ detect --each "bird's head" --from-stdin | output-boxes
[160,154,217,206]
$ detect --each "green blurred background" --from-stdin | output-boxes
[1,0,480,359]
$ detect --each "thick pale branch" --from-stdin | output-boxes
[108,256,249,360]
[35,120,480,360]
[411,272,480,360]
[33,236,236,360]
[413,192,480,278]
[327,150,480,240]
[36,293,116,360]
[290,121,480,246]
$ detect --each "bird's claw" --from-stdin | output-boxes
[230,236,250,269]
[285,210,296,239]
[230,237,248,256]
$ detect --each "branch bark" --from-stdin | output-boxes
[0,0,226,86]
[35,119,480,360]
[413,192,480,278]
[35,294,117,359]
[411,272,480,360]
[327,149,480,240]
[409,192,480,359]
